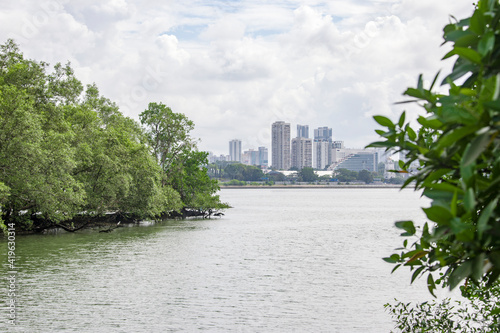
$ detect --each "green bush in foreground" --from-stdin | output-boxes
[369,0,500,330]
[369,0,500,293]
[385,281,500,332]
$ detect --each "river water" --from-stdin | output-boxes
[1,188,453,332]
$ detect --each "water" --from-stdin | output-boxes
[0,188,452,332]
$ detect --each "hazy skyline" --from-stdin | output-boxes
[1,0,473,154]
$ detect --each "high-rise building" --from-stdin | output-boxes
[229,139,242,162]
[297,125,309,138]
[314,127,332,142]
[312,127,333,169]
[313,141,331,170]
[271,121,291,170]
[258,147,268,167]
[291,137,312,170]
[332,140,344,149]
[242,149,259,166]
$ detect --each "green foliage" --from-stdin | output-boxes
[298,167,318,182]
[357,169,374,184]
[222,179,247,186]
[386,281,500,332]
[335,168,358,182]
[223,163,264,181]
[266,171,286,182]
[0,39,225,232]
[369,1,500,291]
[0,182,9,232]
[140,102,194,175]
[140,103,227,211]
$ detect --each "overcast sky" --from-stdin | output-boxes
[1,0,473,155]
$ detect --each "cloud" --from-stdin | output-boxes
[0,0,475,154]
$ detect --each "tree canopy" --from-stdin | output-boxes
[0,39,227,232]
[369,0,500,293]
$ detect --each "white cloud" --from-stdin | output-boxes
[0,0,475,154]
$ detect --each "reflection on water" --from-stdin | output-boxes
[0,188,451,332]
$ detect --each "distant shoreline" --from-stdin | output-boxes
[220,184,404,189]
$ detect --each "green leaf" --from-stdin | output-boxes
[427,273,437,298]
[470,9,486,34]
[411,266,426,284]
[450,217,473,240]
[436,126,478,150]
[417,74,424,91]
[460,163,474,185]
[422,205,453,225]
[429,70,441,91]
[478,31,495,56]
[398,111,406,128]
[449,260,473,290]
[422,189,454,201]
[417,116,443,129]
[395,220,416,236]
[406,125,417,141]
[443,47,482,64]
[483,100,500,111]
[398,159,405,170]
[366,141,396,149]
[404,87,426,99]
[472,253,486,281]
[391,264,401,274]
[373,115,395,128]
[441,63,477,85]
[463,188,476,212]
[461,130,491,167]
[424,182,464,194]
[383,253,401,263]
[477,198,498,240]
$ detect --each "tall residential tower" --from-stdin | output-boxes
[229,139,242,162]
[271,121,291,170]
[291,137,312,169]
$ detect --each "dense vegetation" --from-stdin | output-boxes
[208,162,384,184]
[0,40,228,233]
[369,0,500,330]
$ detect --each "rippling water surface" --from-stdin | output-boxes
[1,188,452,332]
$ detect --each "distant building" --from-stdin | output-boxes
[297,124,309,138]
[313,140,331,170]
[332,140,344,149]
[242,149,260,166]
[258,146,268,167]
[208,152,228,163]
[312,127,333,169]
[272,121,291,170]
[229,139,242,162]
[291,137,312,169]
[314,127,332,142]
[329,149,378,172]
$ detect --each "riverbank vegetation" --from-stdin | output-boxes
[369,0,500,330]
[208,162,402,185]
[0,40,228,234]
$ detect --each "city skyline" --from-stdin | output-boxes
[1,1,474,156]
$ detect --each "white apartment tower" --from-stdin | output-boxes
[297,124,309,138]
[229,139,242,162]
[271,121,291,170]
[291,137,312,170]
[313,140,330,170]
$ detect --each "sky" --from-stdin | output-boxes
[1,0,474,155]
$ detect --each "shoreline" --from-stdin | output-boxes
[220,184,404,189]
